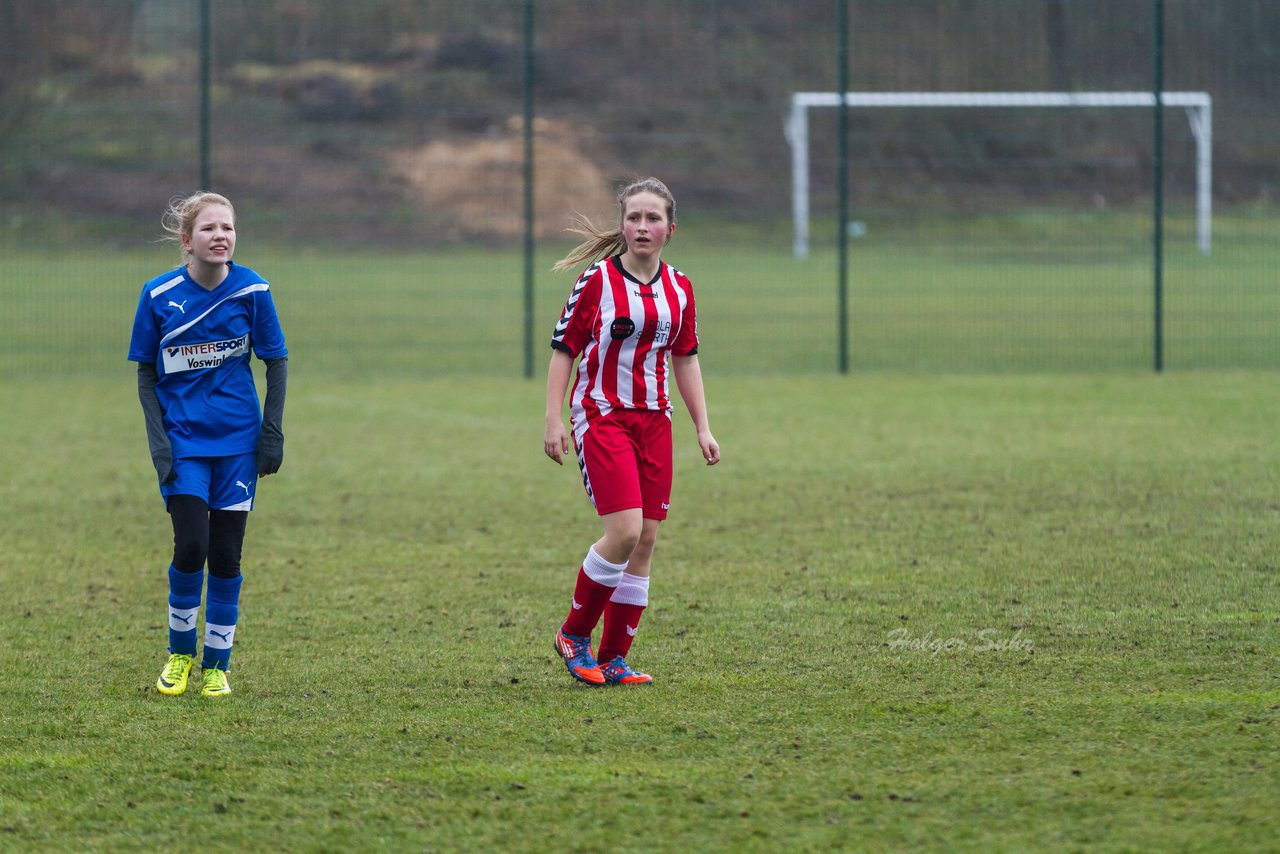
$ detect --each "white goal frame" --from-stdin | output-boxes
[786,91,1213,257]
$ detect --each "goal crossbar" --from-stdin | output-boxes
[786,91,1213,257]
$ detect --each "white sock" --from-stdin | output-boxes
[582,547,627,588]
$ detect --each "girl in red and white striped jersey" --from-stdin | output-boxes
[545,177,720,686]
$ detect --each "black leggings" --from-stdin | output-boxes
[168,494,248,578]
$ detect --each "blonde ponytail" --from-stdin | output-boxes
[551,214,626,272]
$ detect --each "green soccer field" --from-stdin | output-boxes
[1,370,1276,851]
[2,208,1278,379]
[2,218,1278,850]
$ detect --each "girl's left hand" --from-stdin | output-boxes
[698,431,720,465]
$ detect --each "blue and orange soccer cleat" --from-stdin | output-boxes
[553,627,605,686]
[599,656,652,686]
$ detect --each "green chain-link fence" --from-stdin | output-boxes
[2,0,1276,377]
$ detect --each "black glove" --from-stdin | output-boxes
[257,430,284,477]
[258,356,288,477]
[153,449,177,485]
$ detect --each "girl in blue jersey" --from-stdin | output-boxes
[129,192,288,699]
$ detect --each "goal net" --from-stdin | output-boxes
[785,91,1212,257]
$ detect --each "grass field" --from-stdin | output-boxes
[1,370,1277,852]
[1,208,1278,378]
[1,225,1277,851]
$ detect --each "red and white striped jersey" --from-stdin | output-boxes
[551,255,699,439]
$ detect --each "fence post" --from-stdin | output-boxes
[199,0,211,190]
[1152,0,1165,372]
[836,0,850,374]
[522,0,536,379]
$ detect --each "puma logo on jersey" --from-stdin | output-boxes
[168,300,187,314]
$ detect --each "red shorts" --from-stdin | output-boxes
[574,409,673,520]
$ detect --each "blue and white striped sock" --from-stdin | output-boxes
[167,564,203,656]
[202,574,243,671]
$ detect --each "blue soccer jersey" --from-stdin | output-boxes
[128,262,288,459]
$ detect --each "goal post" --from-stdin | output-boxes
[785,91,1213,257]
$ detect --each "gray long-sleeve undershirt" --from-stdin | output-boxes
[136,356,289,481]
[136,361,173,482]
[257,356,288,474]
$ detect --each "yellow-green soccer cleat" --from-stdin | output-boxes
[200,667,232,699]
[156,653,194,696]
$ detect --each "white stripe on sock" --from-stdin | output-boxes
[204,623,236,650]
[168,607,198,632]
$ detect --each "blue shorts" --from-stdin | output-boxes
[160,454,258,511]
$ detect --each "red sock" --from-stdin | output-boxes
[562,567,615,638]
[597,601,646,664]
